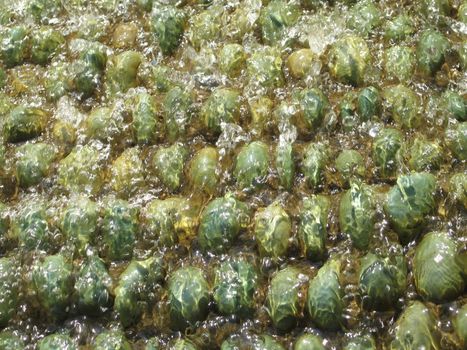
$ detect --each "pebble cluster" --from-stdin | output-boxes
[0,0,465,349]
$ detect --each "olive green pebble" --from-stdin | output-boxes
[114,256,164,326]
[85,106,120,142]
[28,0,62,24]
[372,128,403,179]
[189,146,219,194]
[417,29,450,77]
[30,27,64,65]
[12,201,51,251]
[294,334,326,350]
[247,46,284,90]
[408,138,443,172]
[93,330,132,350]
[213,259,258,317]
[0,26,30,68]
[298,195,329,261]
[102,199,138,261]
[441,90,466,122]
[383,14,414,42]
[60,197,98,253]
[52,120,77,152]
[0,257,19,327]
[307,259,344,331]
[221,2,257,42]
[259,0,300,46]
[339,91,359,132]
[72,46,107,98]
[287,49,316,79]
[254,202,292,258]
[149,65,173,90]
[168,266,209,330]
[267,267,307,331]
[449,172,467,209]
[75,255,112,315]
[276,140,295,190]
[302,142,328,189]
[339,181,375,250]
[201,88,241,134]
[15,143,56,188]
[234,141,270,190]
[45,63,71,101]
[0,0,465,346]
[219,44,246,77]
[75,14,109,41]
[198,195,249,253]
[163,86,193,142]
[105,51,142,94]
[32,255,73,320]
[454,304,467,349]
[384,172,436,244]
[384,46,416,83]
[110,147,145,197]
[445,122,467,161]
[413,232,465,303]
[187,5,223,49]
[142,197,185,247]
[112,23,138,49]
[335,150,365,183]
[152,5,185,55]
[153,143,188,192]
[296,88,329,131]
[357,86,381,121]
[57,144,105,195]
[347,0,381,36]
[328,35,370,86]
[37,334,78,350]
[132,92,158,144]
[383,85,420,129]
[0,331,24,350]
[3,106,48,143]
[359,251,407,310]
[343,335,376,350]
[390,301,439,349]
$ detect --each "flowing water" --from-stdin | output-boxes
[0,0,465,349]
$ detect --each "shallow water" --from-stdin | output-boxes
[0,0,466,349]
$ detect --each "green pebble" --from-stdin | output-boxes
[339,181,375,250]
[102,199,138,261]
[75,255,112,315]
[298,195,329,261]
[0,258,19,327]
[15,143,56,187]
[234,141,270,190]
[254,202,291,258]
[3,106,48,143]
[32,255,73,320]
[384,172,436,244]
[168,266,210,330]
[417,29,450,77]
[153,143,188,192]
